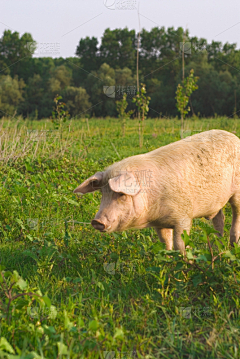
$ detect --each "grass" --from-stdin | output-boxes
[0,116,240,358]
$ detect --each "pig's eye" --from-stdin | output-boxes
[119,192,126,200]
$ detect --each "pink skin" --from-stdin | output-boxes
[74,171,149,233]
[92,186,147,233]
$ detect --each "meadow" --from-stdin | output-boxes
[0,116,240,359]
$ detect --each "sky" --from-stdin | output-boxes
[1,0,240,58]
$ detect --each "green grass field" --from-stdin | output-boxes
[1,117,240,359]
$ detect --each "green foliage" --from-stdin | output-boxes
[116,93,133,137]
[0,30,35,77]
[51,95,70,130]
[62,86,91,117]
[132,83,151,147]
[176,69,199,121]
[132,83,151,121]
[0,75,25,117]
[48,65,72,94]
[75,36,99,74]
[1,27,240,119]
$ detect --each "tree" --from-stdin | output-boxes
[62,86,91,117]
[75,36,100,76]
[100,28,136,71]
[132,83,150,147]
[0,75,25,117]
[85,63,116,117]
[48,65,72,94]
[176,69,198,128]
[116,93,133,137]
[20,74,44,119]
[0,30,35,78]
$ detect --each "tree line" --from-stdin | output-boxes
[0,27,240,119]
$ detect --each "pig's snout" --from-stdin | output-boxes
[91,219,107,232]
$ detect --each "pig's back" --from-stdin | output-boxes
[148,130,240,158]
[148,130,240,171]
[146,130,240,218]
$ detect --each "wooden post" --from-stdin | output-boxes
[137,4,141,123]
[139,122,141,148]
[86,118,89,133]
[234,89,237,118]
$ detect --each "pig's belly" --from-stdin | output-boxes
[184,161,235,219]
[191,185,232,219]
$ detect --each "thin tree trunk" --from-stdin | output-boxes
[190,97,195,116]
[139,122,142,148]
[182,43,185,81]
[137,4,141,147]
[181,29,187,131]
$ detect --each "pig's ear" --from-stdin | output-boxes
[109,171,141,196]
[73,172,104,194]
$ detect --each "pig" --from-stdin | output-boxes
[74,130,240,253]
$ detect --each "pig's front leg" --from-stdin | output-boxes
[155,228,173,250]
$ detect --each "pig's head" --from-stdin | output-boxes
[74,170,148,232]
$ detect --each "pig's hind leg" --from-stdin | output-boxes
[212,209,225,237]
[155,228,173,250]
[229,194,240,246]
[173,219,192,253]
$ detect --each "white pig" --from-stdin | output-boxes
[74,130,240,253]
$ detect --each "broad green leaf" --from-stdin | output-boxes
[223,251,237,261]
[64,310,74,330]
[174,262,184,270]
[192,274,203,287]
[43,325,56,336]
[0,337,15,354]
[186,250,194,260]
[196,254,208,262]
[146,267,160,274]
[88,320,98,331]
[151,242,165,253]
[16,278,28,290]
[57,342,68,355]
[181,230,190,246]
[48,306,58,320]
[42,296,51,307]
[97,281,104,290]
[114,328,124,339]
[25,351,44,359]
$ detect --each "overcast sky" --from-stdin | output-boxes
[1,0,240,58]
